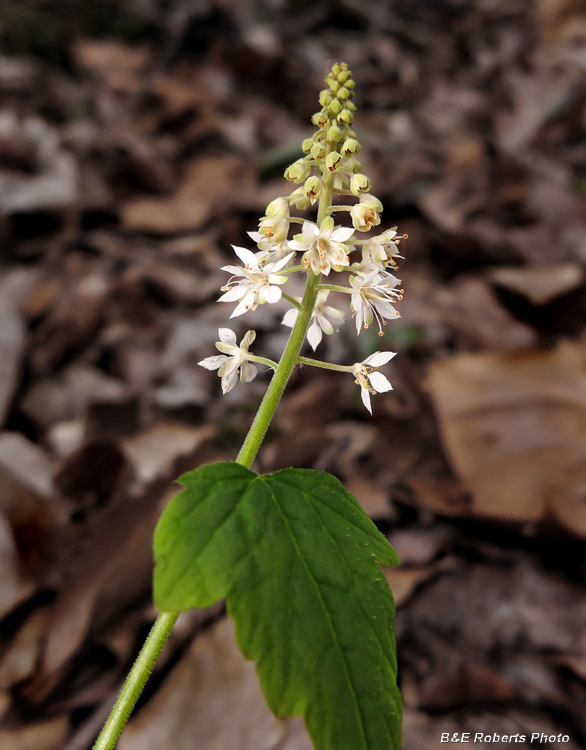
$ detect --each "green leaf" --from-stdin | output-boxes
[154,462,402,750]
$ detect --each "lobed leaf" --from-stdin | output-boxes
[154,462,402,750]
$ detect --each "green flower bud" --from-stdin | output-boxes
[325,74,336,88]
[360,193,383,212]
[341,138,361,155]
[345,101,356,112]
[337,70,350,84]
[337,87,350,100]
[329,79,340,93]
[345,79,355,89]
[327,123,343,142]
[303,175,322,202]
[310,141,328,160]
[285,159,311,183]
[319,90,333,107]
[265,197,290,217]
[289,187,311,210]
[312,111,330,128]
[345,156,362,173]
[332,63,342,77]
[325,151,342,171]
[328,99,342,115]
[350,173,371,196]
[346,128,356,138]
[337,109,353,125]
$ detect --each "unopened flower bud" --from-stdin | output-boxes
[285,159,311,183]
[350,173,371,196]
[310,141,328,160]
[344,156,362,173]
[289,187,311,210]
[345,101,356,112]
[345,79,355,90]
[337,87,350,100]
[337,108,353,125]
[302,138,314,154]
[325,151,342,171]
[333,172,349,192]
[341,138,361,155]
[332,63,342,77]
[360,193,383,212]
[337,70,350,84]
[327,123,343,142]
[328,99,342,115]
[303,175,322,203]
[350,203,381,232]
[311,111,330,128]
[319,90,333,107]
[325,74,336,88]
[265,197,290,217]
[329,79,340,93]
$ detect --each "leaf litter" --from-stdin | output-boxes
[0,0,586,747]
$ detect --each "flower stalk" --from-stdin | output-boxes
[92,61,405,750]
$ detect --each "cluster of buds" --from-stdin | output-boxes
[199,63,407,411]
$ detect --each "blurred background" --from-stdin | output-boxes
[0,0,586,748]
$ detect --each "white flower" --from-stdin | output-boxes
[363,228,402,267]
[351,351,396,413]
[219,246,293,317]
[247,231,292,264]
[288,217,354,275]
[282,290,345,350]
[349,270,402,334]
[350,199,381,232]
[198,329,258,394]
[258,215,289,244]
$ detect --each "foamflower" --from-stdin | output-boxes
[219,246,293,317]
[198,329,258,394]
[351,351,396,413]
[288,217,354,275]
[349,270,402,334]
[282,290,345,350]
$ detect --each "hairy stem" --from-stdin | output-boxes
[298,356,354,372]
[92,172,335,750]
[92,613,178,750]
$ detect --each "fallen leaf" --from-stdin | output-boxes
[427,341,586,532]
[0,716,68,750]
[118,617,283,750]
[487,263,584,305]
[0,609,46,689]
[122,156,254,233]
[0,513,35,620]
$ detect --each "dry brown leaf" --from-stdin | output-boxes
[122,156,255,233]
[0,270,38,425]
[72,40,151,93]
[426,341,586,532]
[118,617,283,750]
[274,718,313,750]
[0,513,35,620]
[487,263,584,305]
[0,716,68,750]
[344,475,390,518]
[434,277,536,350]
[0,609,46,689]
[121,423,215,489]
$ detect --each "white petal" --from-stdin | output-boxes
[271,252,295,272]
[216,342,240,355]
[248,231,262,242]
[363,351,397,367]
[232,246,258,267]
[267,273,287,285]
[360,387,372,414]
[302,221,319,237]
[288,239,308,252]
[307,319,323,350]
[316,313,333,336]
[368,372,393,393]
[219,286,246,302]
[240,361,258,383]
[240,330,256,350]
[263,285,282,304]
[218,358,240,378]
[221,368,239,394]
[282,308,299,327]
[324,306,345,320]
[331,226,355,242]
[198,355,227,371]
[230,300,251,318]
[218,328,237,345]
[374,300,399,319]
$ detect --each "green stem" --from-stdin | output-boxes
[92,613,178,750]
[247,354,279,369]
[318,283,352,294]
[91,169,336,750]
[298,356,353,373]
[282,292,303,310]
